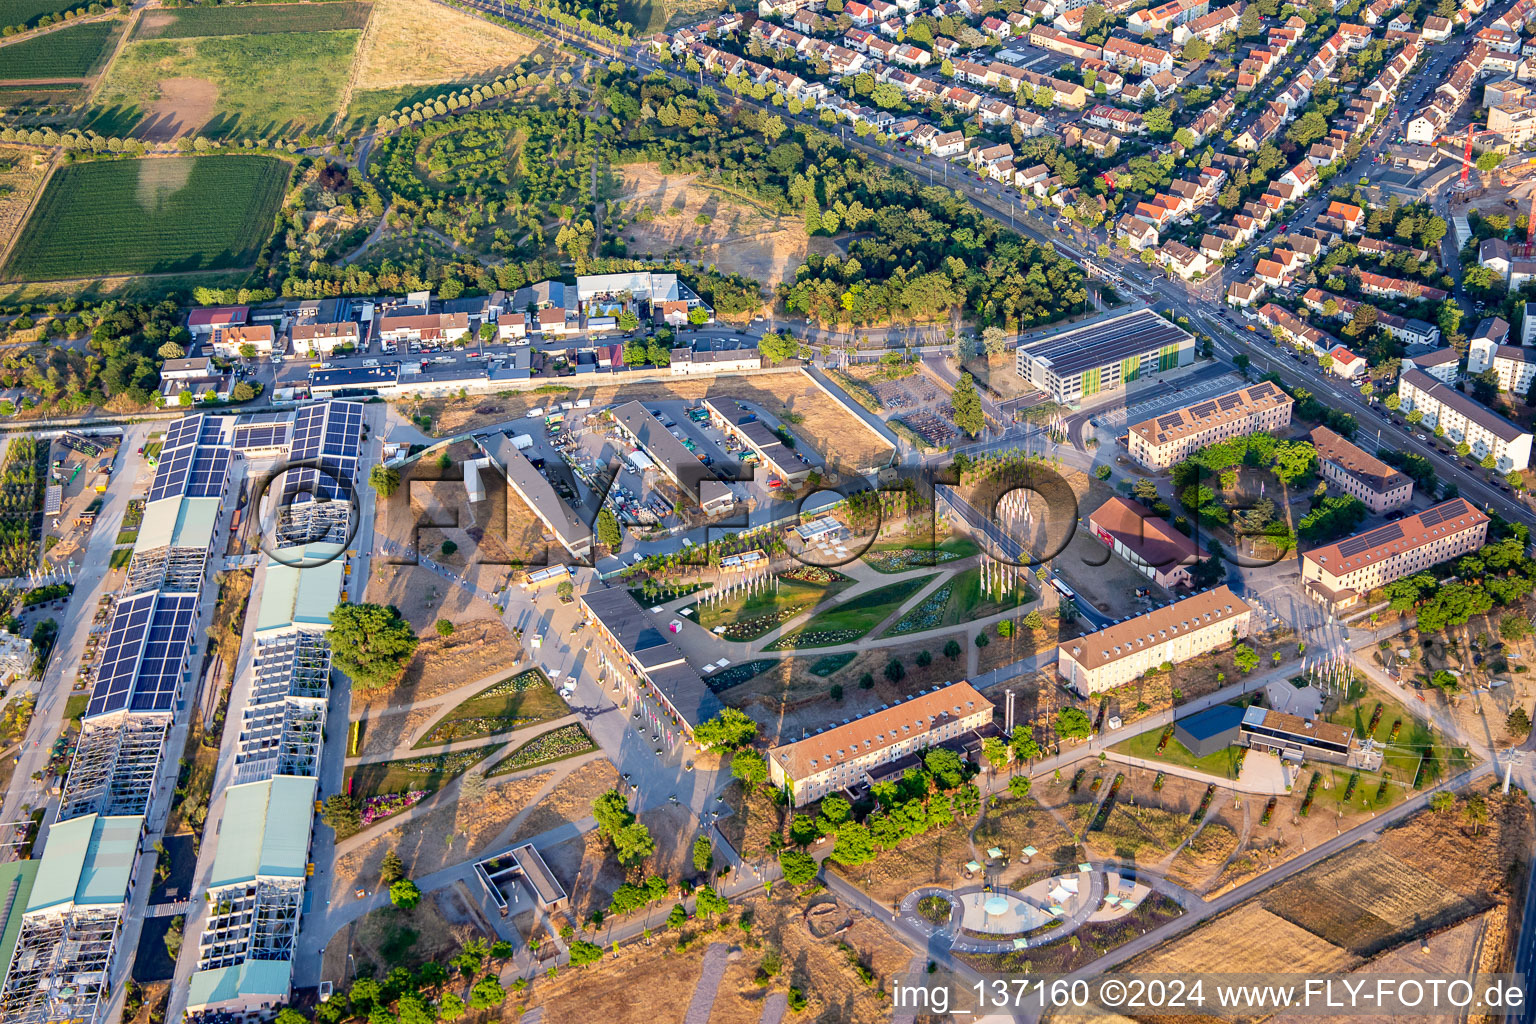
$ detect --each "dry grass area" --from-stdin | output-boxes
[357,706,437,758]
[1270,912,1493,1024]
[407,370,894,478]
[504,759,619,846]
[349,618,523,710]
[1261,791,1533,957]
[1133,902,1359,974]
[519,889,909,1024]
[1167,819,1240,890]
[1083,803,1195,866]
[363,561,506,637]
[614,165,843,288]
[717,778,786,859]
[329,885,492,979]
[839,824,972,907]
[0,147,50,262]
[332,771,554,888]
[350,0,537,92]
[206,568,253,690]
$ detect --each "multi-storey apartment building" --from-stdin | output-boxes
[767,682,993,805]
[1309,426,1413,513]
[1396,368,1534,472]
[1056,586,1252,695]
[1301,498,1490,609]
[1127,381,1294,470]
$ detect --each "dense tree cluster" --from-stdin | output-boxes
[1384,529,1536,632]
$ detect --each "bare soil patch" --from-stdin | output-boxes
[1261,792,1532,957]
[332,770,554,889]
[615,165,842,288]
[838,824,973,908]
[139,76,216,141]
[341,884,492,976]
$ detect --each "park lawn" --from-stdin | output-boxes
[694,574,852,642]
[134,1,372,38]
[3,156,289,281]
[862,534,978,573]
[0,20,118,79]
[95,30,360,138]
[767,574,938,649]
[345,744,503,800]
[108,548,131,569]
[62,693,86,723]
[412,667,568,747]
[1112,726,1245,779]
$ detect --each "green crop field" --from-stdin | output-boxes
[94,30,360,137]
[3,155,290,281]
[0,0,82,30]
[135,1,372,38]
[0,20,117,80]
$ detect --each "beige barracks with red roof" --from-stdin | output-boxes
[1301,498,1489,610]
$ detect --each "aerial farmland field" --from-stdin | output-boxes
[0,0,84,30]
[2,155,290,280]
[0,20,118,80]
[133,1,372,38]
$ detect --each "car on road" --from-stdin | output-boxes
[1416,433,1428,441]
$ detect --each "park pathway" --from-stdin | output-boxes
[682,944,732,1024]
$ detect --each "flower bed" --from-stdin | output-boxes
[362,790,426,826]
[720,609,802,641]
[1260,797,1276,826]
[809,653,856,677]
[423,715,539,744]
[1089,773,1125,830]
[885,584,952,634]
[1299,771,1322,816]
[864,548,964,573]
[481,669,549,698]
[1374,771,1392,803]
[1190,783,1216,824]
[400,749,488,775]
[706,660,777,692]
[779,565,848,585]
[1069,768,1086,793]
[1153,771,1166,792]
[1155,725,1174,755]
[767,628,864,650]
[488,724,595,775]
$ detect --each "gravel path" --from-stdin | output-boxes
[683,943,732,1024]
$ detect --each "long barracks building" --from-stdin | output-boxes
[767,682,993,805]
[1056,586,1251,696]
[1301,498,1489,610]
[1127,380,1293,470]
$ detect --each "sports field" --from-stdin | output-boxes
[94,30,360,137]
[0,20,117,79]
[2,155,290,281]
[133,1,372,38]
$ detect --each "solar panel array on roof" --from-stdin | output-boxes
[1217,392,1244,411]
[86,591,197,717]
[283,402,364,503]
[148,445,194,502]
[1419,498,1468,528]
[186,448,230,498]
[1337,522,1402,559]
[233,422,290,452]
[1156,413,1183,429]
[89,593,155,717]
[1189,400,1218,418]
[132,594,197,712]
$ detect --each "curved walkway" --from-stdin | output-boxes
[893,869,1111,955]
